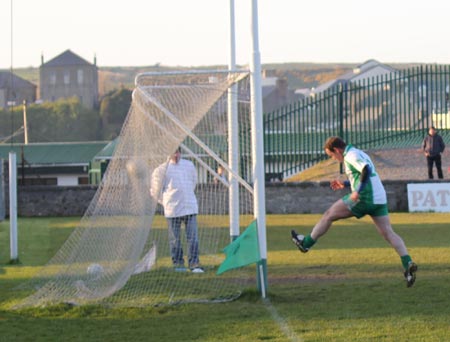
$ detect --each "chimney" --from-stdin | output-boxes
[276,78,288,99]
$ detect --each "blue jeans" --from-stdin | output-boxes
[167,214,199,268]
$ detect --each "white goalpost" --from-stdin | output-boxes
[15,0,267,308]
[249,0,268,297]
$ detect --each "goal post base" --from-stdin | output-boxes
[257,259,268,298]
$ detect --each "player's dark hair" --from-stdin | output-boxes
[324,136,347,152]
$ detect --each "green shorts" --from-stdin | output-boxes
[342,194,389,219]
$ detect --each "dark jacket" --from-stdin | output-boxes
[422,134,445,157]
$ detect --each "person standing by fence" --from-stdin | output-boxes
[422,126,445,179]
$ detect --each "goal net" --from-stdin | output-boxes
[16,69,257,308]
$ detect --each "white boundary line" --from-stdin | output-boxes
[263,298,303,342]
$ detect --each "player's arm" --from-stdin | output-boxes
[350,164,371,201]
[356,164,371,193]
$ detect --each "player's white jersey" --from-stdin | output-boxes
[343,145,387,204]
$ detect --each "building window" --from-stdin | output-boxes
[64,71,70,85]
[77,69,84,85]
[50,73,56,85]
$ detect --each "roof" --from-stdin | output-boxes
[94,139,118,160]
[0,71,37,89]
[41,49,95,68]
[93,136,231,160]
[312,60,397,94]
[262,85,276,98]
[0,142,108,166]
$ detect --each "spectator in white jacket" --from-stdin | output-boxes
[151,147,203,273]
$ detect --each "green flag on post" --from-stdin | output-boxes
[216,220,261,275]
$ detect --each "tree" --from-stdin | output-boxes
[99,88,132,139]
[0,98,101,142]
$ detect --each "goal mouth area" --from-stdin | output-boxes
[15,68,257,309]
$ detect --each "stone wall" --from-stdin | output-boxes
[265,180,410,214]
[0,181,419,217]
[4,185,97,217]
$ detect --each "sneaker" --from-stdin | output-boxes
[291,230,309,253]
[174,266,187,272]
[190,267,205,274]
[404,262,418,288]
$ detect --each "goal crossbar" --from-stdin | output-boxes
[135,69,249,85]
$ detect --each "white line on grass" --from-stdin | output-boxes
[263,298,303,342]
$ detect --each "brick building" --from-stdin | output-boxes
[39,49,99,109]
[0,71,37,109]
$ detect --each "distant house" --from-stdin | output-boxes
[0,71,37,109]
[0,142,108,186]
[39,49,99,109]
[262,77,304,113]
[310,59,397,95]
[262,70,304,113]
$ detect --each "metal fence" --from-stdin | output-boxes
[263,64,450,180]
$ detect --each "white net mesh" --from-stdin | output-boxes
[16,70,257,308]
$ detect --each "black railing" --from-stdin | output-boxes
[263,64,450,180]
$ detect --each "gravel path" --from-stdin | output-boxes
[292,146,449,182]
[366,147,449,181]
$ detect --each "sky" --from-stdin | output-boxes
[1,0,450,69]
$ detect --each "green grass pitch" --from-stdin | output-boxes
[0,213,449,341]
